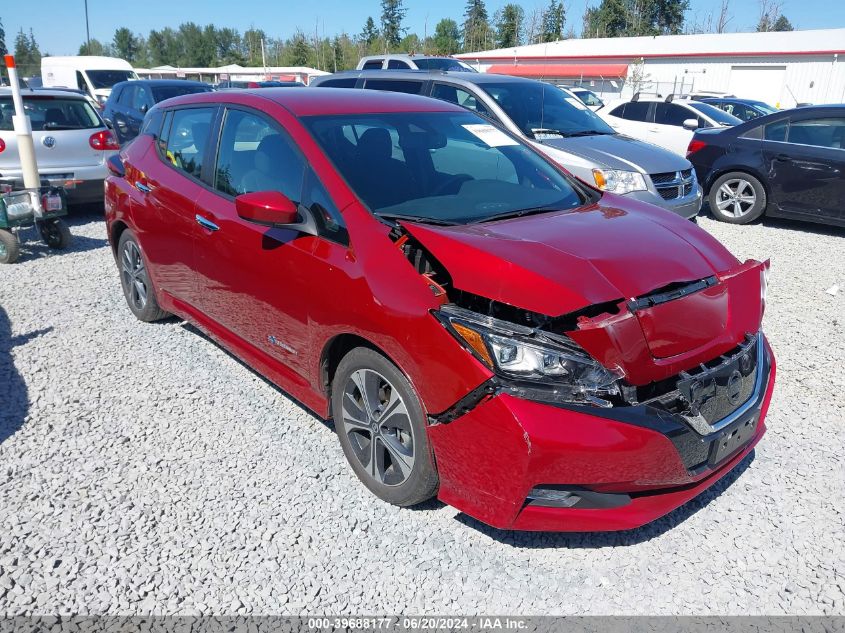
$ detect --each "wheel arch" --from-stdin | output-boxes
[110,219,130,257]
[705,164,771,201]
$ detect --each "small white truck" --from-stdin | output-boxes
[41,56,138,107]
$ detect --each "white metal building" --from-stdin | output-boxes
[456,29,845,107]
[134,64,329,85]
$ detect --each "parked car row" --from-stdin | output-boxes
[104,87,776,532]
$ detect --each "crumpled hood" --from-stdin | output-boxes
[539,134,691,174]
[402,195,738,317]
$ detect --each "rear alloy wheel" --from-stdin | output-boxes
[0,229,20,264]
[117,230,169,322]
[332,347,438,507]
[708,172,767,224]
[38,219,72,250]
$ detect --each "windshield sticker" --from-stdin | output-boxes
[565,97,588,110]
[462,124,519,147]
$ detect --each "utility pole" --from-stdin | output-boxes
[84,0,91,48]
[260,37,267,79]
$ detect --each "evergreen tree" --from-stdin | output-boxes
[495,4,524,48]
[432,18,461,55]
[541,0,566,42]
[286,31,311,66]
[772,15,793,31]
[359,17,379,45]
[112,27,140,63]
[380,0,407,48]
[0,18,7,58]
[462,0,491,52]
[79,39,110,56]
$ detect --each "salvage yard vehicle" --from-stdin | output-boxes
[105,89,775,532]
[104,79,213,144]
[311,71,702,220]
[600,94,743,156]
[0,88,119,205]
[687,104,845,227]
[0,184,70,264]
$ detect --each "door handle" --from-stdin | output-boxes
[195,214,220,232]
[134,181,151,193]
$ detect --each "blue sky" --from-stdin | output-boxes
[4,0,844,56]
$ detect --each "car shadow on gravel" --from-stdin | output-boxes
[0,305,51,444]
[10,227,108,264]
[700,202,844,236]
[453,450,756,548]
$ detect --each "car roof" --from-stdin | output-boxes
[320,69,550,87]
[158,87,465,116]
[0,87,87,99]
[114,79,209,88]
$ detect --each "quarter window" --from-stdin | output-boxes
[387,59,411,69]
[620,101,651,122]
[163,108,215,180]
[214,108,304,202]
[361,59,383,70]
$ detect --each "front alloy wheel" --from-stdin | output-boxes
[332,347,438,507]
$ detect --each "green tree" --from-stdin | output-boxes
[13,29,41,76]
[112,27,140,63]
[79,38,110,56]
[380,0,407,49]
[772,14,793,31]
[541,0,566,42]
[583,0,687,38]
[0,18,7,58]
[286,30,311,66]
[359,17,379,45]
[463,0,492,52]
[243,28,267,66]
[432,18,461,55]
[215,28,245,65]
[495,4,524,48]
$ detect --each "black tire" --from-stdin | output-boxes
[117,229,169,322]
[331,347,438,507]
[38,218,72,250]
[0,229,20,264]
[708,171,767,224]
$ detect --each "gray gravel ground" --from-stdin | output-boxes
[0,208,843,616]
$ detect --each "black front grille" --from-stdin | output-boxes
[651,169,694,200]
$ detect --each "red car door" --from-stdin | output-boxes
[190,106,349,385]
[132,106,217,304]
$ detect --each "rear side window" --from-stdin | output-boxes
[317,77,358,88]
[131,85,153,111]
[786,117,845,149]
[764,120,788,142]
[431,83,490,115]
[654,103,693,127]
[362,59,383,70]
[140,108,164,138]
[0,97,101,131]
[163,107,215,180]
[363,79,425,95]
[620,102,651,122]
[387,59,411,69]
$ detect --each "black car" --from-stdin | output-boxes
[687,104,845,227]
[701,98,779,122]
[103,80,212,144]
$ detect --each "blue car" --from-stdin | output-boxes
[103,80,212,144]
[700,98,778,122]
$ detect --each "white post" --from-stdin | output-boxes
[4,54,42,216]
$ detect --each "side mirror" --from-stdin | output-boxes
[236,191,299,226]
[682,118,699,131]
[140,104,149,114]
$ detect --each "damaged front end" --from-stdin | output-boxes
[388,219,775,531]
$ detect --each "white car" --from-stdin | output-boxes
[568,87,605,111]
[0,88,118,204]
[599,95,742,155]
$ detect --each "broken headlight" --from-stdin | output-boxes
[435,304,623,404]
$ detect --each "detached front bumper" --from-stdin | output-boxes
[428,338,775,532]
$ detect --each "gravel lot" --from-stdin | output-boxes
[0,207,843,616]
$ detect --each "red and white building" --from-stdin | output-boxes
[456,28,845,107]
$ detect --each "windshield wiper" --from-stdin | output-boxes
[565,130,613,137]
[532,128,611,139]
[374,212,457,226]
[473,206,563,224]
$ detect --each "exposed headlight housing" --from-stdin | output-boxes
[435,304,623,405]
[592,168,647,194]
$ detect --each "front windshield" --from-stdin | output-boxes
[303,111,588,225]
[483,81,616,138]
[85,70,136,89]
[687,101,743,126]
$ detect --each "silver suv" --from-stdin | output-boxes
[356,55,477,72]
[312,71,701,219]
[0,88,117,204]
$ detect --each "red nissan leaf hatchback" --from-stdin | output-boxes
[105,89,776,532]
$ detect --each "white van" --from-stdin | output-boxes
[41,56,138,107]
